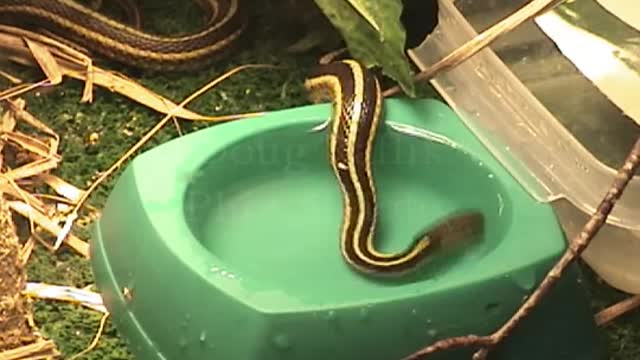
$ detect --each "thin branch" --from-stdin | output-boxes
[595,294,640,326]
[401,136,640,360]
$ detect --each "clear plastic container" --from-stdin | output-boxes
[409,0,640,294]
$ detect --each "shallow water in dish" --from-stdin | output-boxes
[183,121,512,306]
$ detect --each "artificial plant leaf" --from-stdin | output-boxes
[314,0,416,96]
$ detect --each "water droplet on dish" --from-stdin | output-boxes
[427,329,438,337]
[485,302,500,314]
[359,306,371,321]
[199,331,207,342]
[497,193,505,216]
[512,269,537,291]
[272,333,291,350]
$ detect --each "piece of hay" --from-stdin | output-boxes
[22,282,107,314]
[0,339,59,360]
[0,99,89,257]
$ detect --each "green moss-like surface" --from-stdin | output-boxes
[3,0,637,359]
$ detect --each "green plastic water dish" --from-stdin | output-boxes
[90,98,604,360]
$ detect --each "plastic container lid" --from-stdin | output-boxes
[408,0,640,294]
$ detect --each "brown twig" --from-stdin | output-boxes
[594,294,640,326]
[383,0,567,97]
[401,136,640,360]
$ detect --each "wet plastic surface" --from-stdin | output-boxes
[90,98,604,360]
[409,0,640,294]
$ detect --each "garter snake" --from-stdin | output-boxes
[305,60,484,275]
[0,1,484,275]
[0,0,247,70]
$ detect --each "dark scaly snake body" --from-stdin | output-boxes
[305,60,484,275]
[0,0,246,70]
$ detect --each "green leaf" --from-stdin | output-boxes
[313,0,416,96]
[344,0,382,34]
